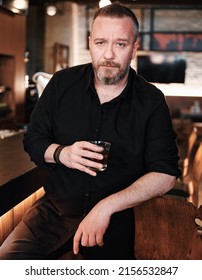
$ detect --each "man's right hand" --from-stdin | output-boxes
[59,141,104,176]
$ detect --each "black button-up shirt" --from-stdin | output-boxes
[23,63,180,217]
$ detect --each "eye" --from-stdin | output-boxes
[116,42,126,48]
[95,40,105,46]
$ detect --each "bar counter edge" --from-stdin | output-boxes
[0,132,48,216]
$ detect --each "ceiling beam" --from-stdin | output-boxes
[29,0,202,7]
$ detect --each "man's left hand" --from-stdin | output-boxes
[73,201,111,255]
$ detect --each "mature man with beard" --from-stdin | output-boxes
[0,2,180,260]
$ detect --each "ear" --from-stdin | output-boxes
[88,35,91,50]
[131,42,139,60]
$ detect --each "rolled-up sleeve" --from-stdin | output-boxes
[144,93,180,177]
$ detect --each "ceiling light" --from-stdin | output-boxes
[99,0,112,8]
[12,0,28,10]
[46,4,57,16]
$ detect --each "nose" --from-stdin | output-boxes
[103,43,115,60]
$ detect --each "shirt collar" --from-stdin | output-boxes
[85,65,136,103]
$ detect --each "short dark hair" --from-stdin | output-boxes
[92,2,139,41]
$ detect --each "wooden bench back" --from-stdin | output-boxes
[188,142,202,206]
[134,196,202,259]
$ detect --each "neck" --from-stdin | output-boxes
[94,76,128,104]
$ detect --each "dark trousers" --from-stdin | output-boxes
[0,195,135,260]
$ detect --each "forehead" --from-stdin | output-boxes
[91,16,134,39]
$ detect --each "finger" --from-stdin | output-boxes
[73,162,98,176]
[82,142,104,153]
[69,150,103,170]
[73,230,82,255]
[88,234,97,247]
[96,234,104,247]
[82,149,103,161]
[80,233,90,247]
[79,157,103,170]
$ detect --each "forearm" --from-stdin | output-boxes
[98,172,176,216]
[73,172,176,254]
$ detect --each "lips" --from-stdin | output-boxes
[99,62,120,68]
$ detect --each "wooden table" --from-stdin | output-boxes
[0,132,48,216]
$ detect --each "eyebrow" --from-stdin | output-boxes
[93,38,130,43]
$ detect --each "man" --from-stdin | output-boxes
[0,3,180,260]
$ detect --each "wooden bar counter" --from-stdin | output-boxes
[0,131,48,217]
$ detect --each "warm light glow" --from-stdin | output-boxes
[25,74,29,89]
[12,0,28,10]
[46,5,57,16]
[99,0,112,8]
[150,54,164,64]
[153,83,202,97]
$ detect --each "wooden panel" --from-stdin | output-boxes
[0,55,15,125]
[0,210,13,246]
[134,196,202,259]
[0,187,45,246]
[0,10,26,126]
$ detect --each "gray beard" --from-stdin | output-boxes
[95,64,130,85]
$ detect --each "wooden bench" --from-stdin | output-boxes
[134,196,202,259]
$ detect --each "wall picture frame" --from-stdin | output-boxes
[151,33,202,51]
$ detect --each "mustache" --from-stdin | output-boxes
[98,61,121,68]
